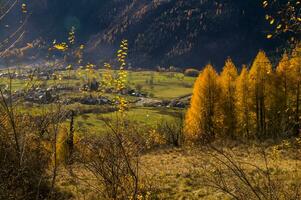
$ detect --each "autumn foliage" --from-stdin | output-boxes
[185,64,221,142]
[219,58,238,138]
[185,44,301,142]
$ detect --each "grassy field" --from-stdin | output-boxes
[1,69,194,135]
[56,140,301,199]
[0,70,195,99]
[140,141,301,199]
[17,101,186,134]
[127,71,195,99]
[75,107,184,134]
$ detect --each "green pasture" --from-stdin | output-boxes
[0,70,195,99]
[75,107,184,134]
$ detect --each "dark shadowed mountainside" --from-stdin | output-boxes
[7,0,286,69]
[85,0,277,69]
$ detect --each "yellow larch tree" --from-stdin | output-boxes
[275,52,291,133]
[235,65,251,138]
[289,43,301,136]
[276,52,290,104]
[184,71,203,141]
[249,50,274,138]
[219,58,238,138]
[185,64,221,142]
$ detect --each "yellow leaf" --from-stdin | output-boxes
[263,1,268,8]
[265,15,270,20]
[267,34,273,39]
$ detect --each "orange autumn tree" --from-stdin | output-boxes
[184,71,203,141]
[185,64,221,142]
[185,48,299,141]
[235,65,251,137]
[219,58,238,138]
[275,52,291,133]
[289,42,301,136]
[249,50,274,138]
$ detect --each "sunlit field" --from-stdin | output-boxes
[1,70,194,135]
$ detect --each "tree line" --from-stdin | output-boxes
[185,43,301,142]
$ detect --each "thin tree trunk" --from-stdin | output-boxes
[295,81,300,136]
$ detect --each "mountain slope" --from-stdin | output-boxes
[10,0,281,69]
[85,0,275,69]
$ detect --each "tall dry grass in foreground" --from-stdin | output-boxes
[200,145,301,200]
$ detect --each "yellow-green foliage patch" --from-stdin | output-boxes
[75,107,184,134]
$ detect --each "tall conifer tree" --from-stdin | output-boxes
[219,58,238,138]
[185,64,221,142]
[289,43,301,136]
[249,50,273,137]
[275,52,291,134]
[236,66,251,137]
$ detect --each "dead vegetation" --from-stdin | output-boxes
[0,88,71,199]
[139,140,301,200]
[73,118,151,200]
[200,146,301,200]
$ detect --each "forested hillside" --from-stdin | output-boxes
[22,0,283,69]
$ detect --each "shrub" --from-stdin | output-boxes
[0,110,69,199]
[76,117,152,199]
[135,83,143,92]
[157,114,185,147]
[200,146,301,200]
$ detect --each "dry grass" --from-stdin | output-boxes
[53,139,301,199]
[140,140,301,200]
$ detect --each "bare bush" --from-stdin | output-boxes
[75,117,151,200]
[0,117,51,199]
[157,113,185,147]
[0,87,70,199]
[200,146,301,200]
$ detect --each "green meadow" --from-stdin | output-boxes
[1,69,194,134]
